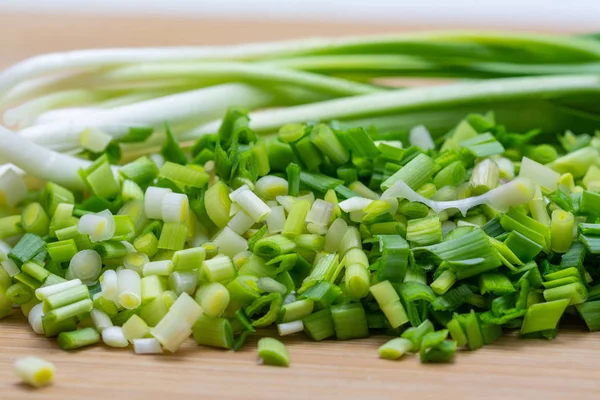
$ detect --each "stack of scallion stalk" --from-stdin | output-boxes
[1,31,600,367]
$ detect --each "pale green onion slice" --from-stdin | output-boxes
[90,309,113,333]
[152,293,201,352]
[133,338,163,354]
[255,176,288,200]
[77,209,115,242]
[0,240,11,261]
[519,157,560,192]
[27,303,44,335]
[35,279,82,300]
[306,199,334,227]
[142,260,174,277]
[2,258,19,277]
[338,197,373,213]
[257,277,288,295]
[144,186,172,220]
[324,218,348,253]
[68,250,102,284]
[14,356,55,388]
[494,156,515,179]
[409,125,435,151]
[122,315,149,342]
[229,185,271,222]
[195,282,230,318]
[99,269,118,301]
[0,167,27,207]
[265,205,286,234]
[117,269,141,310]
[168,271,198,296]
[80,127,112,153]
[227,210,255,235]
[213,227,248,258]
[123,252,149,274]
[277,320,304,336]
[161,192,189,223]
[101,326,129,348]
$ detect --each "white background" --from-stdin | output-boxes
[1,0,599,30]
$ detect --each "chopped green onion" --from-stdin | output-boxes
[21,203,50,237]
[434,161,466,189]
[302,309,335,341]
[298,253,340,294]
[205,182,231,228]
[345,263,370,299]
[117,269,142,310]
[280,299,314,323]
[381,153,436,191]
[430,270,456,295]
[13,356,55,388]
[159,161,208,189]
[134,232,159,258]
[576,301,600,331]
[254,234,296,260]
[47,239,78,263]
[201,255,235,284]
[420,330,456,363]
[401,320,435,351]
[469,159,499,195]
[10,233,46,265]
[310,124,349,165]
[58,327,100,350]
[43,284,89,311]
[90,309,113,333]
[157,222,187,250]
[122,314,150,342]
[168,271,197,296]
[6,277,33,302]
[257,337,290,367]
[370,280,409,329]
[21,261,49,283]
[282,200,311,237]
[551,210,574,253]
[79,155,120,200]
[378,337,413,360]
[543,281,588,305]
[331,303,369,340]
[78,210,115,242]
[133,338,163,354]
[520,299,570,335]
[229,185,271,222]
[375,235,409,282]
[67,250,102,284]
[406,215,442,246]
[478,273,515,295]
[195,282,230,317]
[192,315,233,349]
[45,298,93,322]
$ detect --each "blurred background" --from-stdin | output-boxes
[0,0,599,67]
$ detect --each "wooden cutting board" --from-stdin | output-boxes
[1,313,599,400]
[0,12,596,399]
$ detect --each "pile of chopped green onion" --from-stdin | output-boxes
[1,31,600,366]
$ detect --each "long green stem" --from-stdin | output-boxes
[183,75,600,140]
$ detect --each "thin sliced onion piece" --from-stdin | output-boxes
[144,186,172,220]
[338,197,373,213]
[382,177,535,216]
[78,209,115,242]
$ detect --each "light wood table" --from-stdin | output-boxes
[0,13,596,400]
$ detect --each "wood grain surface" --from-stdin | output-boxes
[1,312,599,400]
[0,12,597,400]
